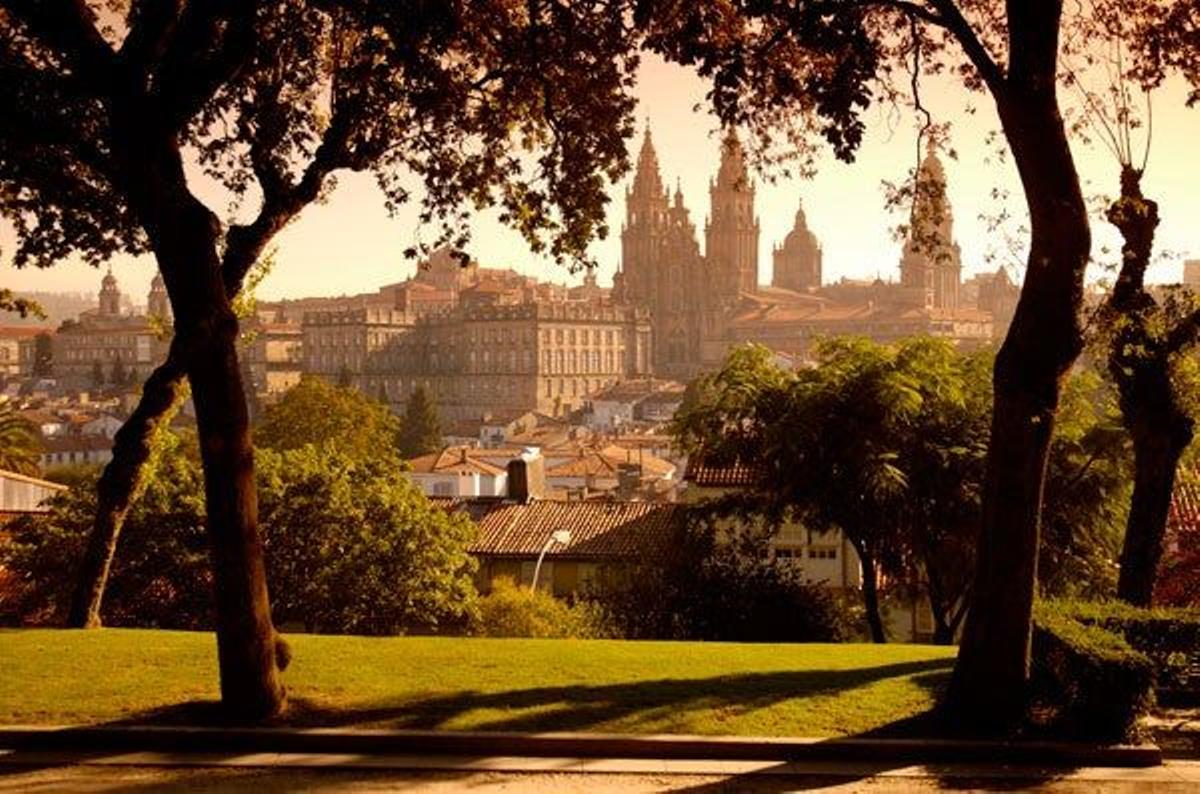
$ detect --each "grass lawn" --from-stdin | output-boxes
[0,629,956,737]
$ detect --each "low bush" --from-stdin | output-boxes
[1047,598,1200,698]
[1031,601,1155,742]
[473,578,614,639]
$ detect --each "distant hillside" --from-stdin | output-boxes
[2,291,97,327]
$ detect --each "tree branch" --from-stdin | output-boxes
[2,0,116,92]
[925,0,1006,94]
[118,0,185,77]
[152,1,259,131]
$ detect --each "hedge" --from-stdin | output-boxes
[1047,599,1200,697]
[1031,602,1155,742]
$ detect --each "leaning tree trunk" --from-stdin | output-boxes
[949,46,1092,730]
[68,349,187,628]
[109,111,286,719]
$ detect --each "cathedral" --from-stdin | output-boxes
[615,127,1016,376]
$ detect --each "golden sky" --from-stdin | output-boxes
[3,53,1198,304]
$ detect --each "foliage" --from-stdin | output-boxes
[673,339,991,642]
[255,376,401,463]
[1040,371,1132,598]
[1046,598,1200,695]
[31,332,52,377]
[1030,601,1156,742]
[604,512,859,643]
[108,358,126,386]
[2,431,479,635]
[0,288,44,319]
[673,340,1132,641]
[0,429,210,628]
[398,385,444,459]
[473,578,613,639]
[257,444,479,635]
[89,360,105,391]
[0,401,41,475]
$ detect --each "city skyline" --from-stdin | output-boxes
[3,54,1198,305]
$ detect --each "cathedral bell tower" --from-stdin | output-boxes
[98,267,122,317]
[147,272,171,321]
[705,130,759,303]
[899,146,962,310]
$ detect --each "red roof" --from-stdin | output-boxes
[434,497,686,560]
[683,456,764,488]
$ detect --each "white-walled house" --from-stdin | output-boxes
[405,447,508,497]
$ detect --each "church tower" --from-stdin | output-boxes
[98,267,122,317]
[772,200,822,292]
[619,126,671,309]
[705,130,759,302]
[147,272,171,321]
[618,125,706,376]
[899,147,962,310]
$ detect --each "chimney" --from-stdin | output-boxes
[507,447,546,502]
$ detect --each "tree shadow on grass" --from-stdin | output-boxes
[291,657,957,734]
[0,656,1081,791]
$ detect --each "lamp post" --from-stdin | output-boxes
[530,529,571,593]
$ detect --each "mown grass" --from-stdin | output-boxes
[0,629,956,737]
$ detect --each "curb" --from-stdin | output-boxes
[0,725,1163,768]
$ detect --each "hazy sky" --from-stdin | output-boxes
[3,54,1198,305]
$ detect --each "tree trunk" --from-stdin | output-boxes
[859,549,887,643]
[67,350,187,628]
[1120,420,1192,605]
[1100,166,1190,607]
[109,109,285,720]
[948,43,1092,729]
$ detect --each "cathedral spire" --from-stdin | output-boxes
[714,128,750,191]
[631,123,665,199]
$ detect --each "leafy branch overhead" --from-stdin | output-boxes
[0,1,643,273]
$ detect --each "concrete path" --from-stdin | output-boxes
[2,750,1199,792]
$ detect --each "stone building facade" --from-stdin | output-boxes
[51,269,170,389]
[302,273,651,421]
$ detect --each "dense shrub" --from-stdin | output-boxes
[474,578,614,638]
[1047,599,1200,697]
[1031,601,1156,741]
[603,517,860,642]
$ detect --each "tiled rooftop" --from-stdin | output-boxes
[433,497,686,559]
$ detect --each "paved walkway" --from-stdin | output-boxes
[2,751,1199,792]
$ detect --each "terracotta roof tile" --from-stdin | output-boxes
[683,456,764,488]
[433,498,686,559]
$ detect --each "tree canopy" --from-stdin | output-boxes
[674,339,1133,642]
[255,376,401,463]
[4,429,479,634]
[0,402,41,476]
[398,385,443,459]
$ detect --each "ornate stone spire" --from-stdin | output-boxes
[631,124,665,200]
[714,128,750,191]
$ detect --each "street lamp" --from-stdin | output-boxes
[530,529,572,593]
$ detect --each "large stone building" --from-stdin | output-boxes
[301,252,652,421]
[614,128,1016,376]
[51,269,171,390]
